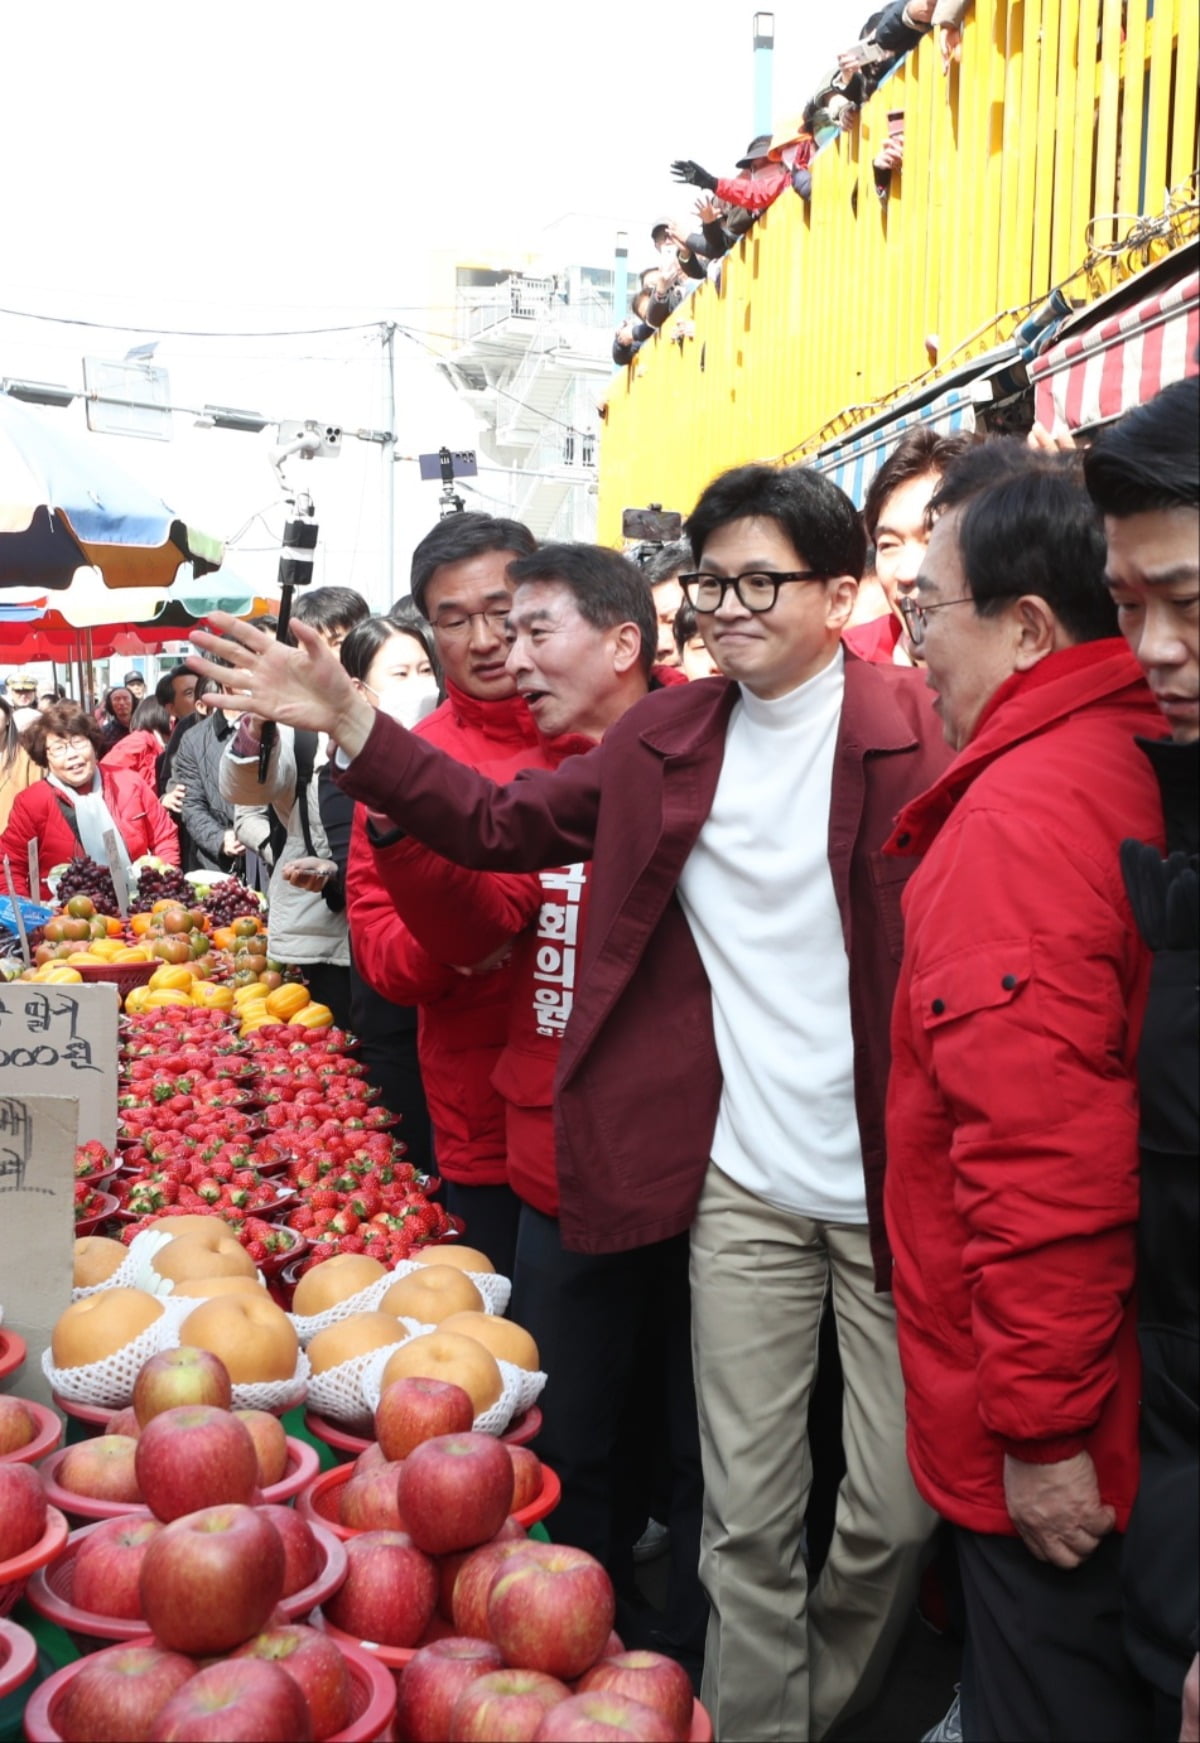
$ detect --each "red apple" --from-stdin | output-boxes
[134,1346,233,1426]
[451,1539,540,1638]
[352,1441,387,1476]
[234,1409,290,1487]
[322,1529,437,1648]
[135,1405,258,1521]
[487,1544,615,1680]
[139,1502,285,1654]
[375,1375,474,1461]
[577,1652,694,1740]
[54,1641,196,1743]
[508,1447,542,1513]
[57,1434,144,1504]
[105,1406,142,1439]
[599,1631,626,1660]
[397,1636,505,1743]
[397,1432,514,1555]
[437,1518,527,1622]
[0,1461,47,1559]
[71,1516,163,1620]
[233,1621,352,1741]
[338,1462,408,1532]
[149,1656,312,1741]
[533,1691,676,1740]
[448,1668,571,1742]
[0,1394,38,1454]
[257,1503,322,1596]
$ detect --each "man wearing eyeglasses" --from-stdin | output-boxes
[188,462,950,1741]
[884,443,1166,1743]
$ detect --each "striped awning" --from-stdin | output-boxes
[810,387,978,507]
[1030,269,1199,433]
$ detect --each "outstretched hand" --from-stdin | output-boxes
[671,159,719,192]
[187,614,377,758]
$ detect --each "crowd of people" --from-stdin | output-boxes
[0,372,1194,1743]
[613,2,970,366]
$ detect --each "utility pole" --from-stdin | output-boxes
[753,12,775,136]
[381,322,397,612]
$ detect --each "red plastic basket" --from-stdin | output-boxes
[0,1328,27,1381]
[303,1402,543,1460]
[0,1617,37,1700]
[297,1456,560,1542]
[74,959,157,999]
[0,1504,68,1618]
[34,1446,149,1527]
[260,1434,321,1504]
[277,1520,349,1621]
[317,1607,458,1672]
[0,1399,62,1465]
[74,1189,120,1235]
[22,1629,397,1743]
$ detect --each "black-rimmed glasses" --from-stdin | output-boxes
[678,570,825,613]
[896,594,978,647]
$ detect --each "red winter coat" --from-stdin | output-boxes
[1,769,179,897]
[844,611,906,665]
[884,639,1165,1534]
[339,653,951,1270]
[715,163,791,214]
[346,681,559,1190]
[101,730,163,790]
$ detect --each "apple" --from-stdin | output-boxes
[57,1434,144,1505]
[71,1516,163,1620]
[321,1529,437,1648]
[148,1656,312,1742]
[257,1504,322,1597]
[338,1461,409,1532]
[397,1432,514,1556]
[374,1375,474,1462]
[599,1631,626,1660]
[437,1519,527,1622]
[234,1409,290,1487]
[233,1622,352,1741]
[134,1346,233,1425]
[487,1544,615,1680]
[451,1539,540,1638]
[54,1641,196,1743]
[0,1461,47,1559]
[353,1441,388,1475]
[532,1691,677,1741]
[139,1502,285,1654]
[105,1406,142,1438]
[448,1668,572,1742]
[396,1636,504,1743]
[0,1394,38,1455]
[508,1447,542,1513]
[577,1652,695,1740]
[135,1405,259,1520]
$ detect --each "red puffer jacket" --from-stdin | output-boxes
[2,769,179,897]
[346,681,558,1190]
[884,639,1165,1534]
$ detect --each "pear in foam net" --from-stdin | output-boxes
[52,1288,165,1369]
[292,1253,387,1317]
[73,1235,129,1289]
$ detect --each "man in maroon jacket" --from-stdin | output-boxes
[190,462,950,1743]
[885,445,1164,1743]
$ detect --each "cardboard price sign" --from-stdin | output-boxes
[0,1094,77,1406]
[0,980,118,1147]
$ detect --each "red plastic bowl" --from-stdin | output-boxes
[35,1446,150,1526]
[0,1617,37,1700]
[0,1328,27,1381]
[50,1394,113,1434]
[0,1503,68,1619]
[0,1400,63,1465]
[74,1189,120,1235]
[298,1456,560,1541]
[317,1607,458,1671]
[303,1403,543,1459]
[277,1520,349,1621]
[22,1627,396,1743]
[261,1434,321,1504]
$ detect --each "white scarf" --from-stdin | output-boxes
[47,769,134,886]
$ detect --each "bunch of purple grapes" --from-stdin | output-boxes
[203,879,264,925]
[56,859,121,916]
[134,865,192,907]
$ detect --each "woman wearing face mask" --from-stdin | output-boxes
[281,615,438,1166]
[1,702,179,897]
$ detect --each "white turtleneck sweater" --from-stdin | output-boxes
[676,648,867,1222]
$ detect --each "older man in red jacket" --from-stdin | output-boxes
[190,461,950,1742]
[885,445,1164,1743]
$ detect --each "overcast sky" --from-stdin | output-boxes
[1,0,850,617]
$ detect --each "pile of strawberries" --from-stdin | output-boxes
[105,1007,458,1275]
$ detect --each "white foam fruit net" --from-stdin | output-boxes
[40,1295,193,1410]
[306,1339,413,1426]
[71,1244,143,1301]
[358,1342,546,1438]
[289,1276,395,1343]
[230,1348,311,1414]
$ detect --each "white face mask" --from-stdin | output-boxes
[364,674,438,729]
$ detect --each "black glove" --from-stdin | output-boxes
[671,159,719,192]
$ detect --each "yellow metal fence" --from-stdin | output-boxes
[596,0,1199,540]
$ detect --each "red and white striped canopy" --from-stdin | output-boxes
[1030,268,1199,433]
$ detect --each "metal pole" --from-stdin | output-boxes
[382,323,397,613]
[753,12,775,136]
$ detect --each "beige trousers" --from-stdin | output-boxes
[689,1163,936,1743]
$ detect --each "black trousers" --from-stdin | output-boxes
[440,1180,523,1281]
[956,1528,1152,1742]
[511,1204,708,1657]
[300,962,353,1033]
